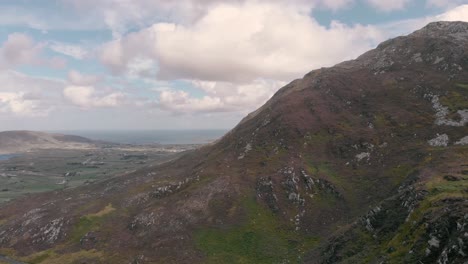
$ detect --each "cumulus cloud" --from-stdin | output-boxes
[0,0,355,37]
[0,33,41,67]
[0,71,64,116]
[0,92,49,116]
[2,0,467,121]
[63,85,126,108]
[159,90,224,113]
[100,2,468,115]
[125,58,158,79]
[100,2,383,82]
[0,33,67,69]
[0,69,133,116]
[100,0,467,82]
[99,29,157,76]
[63,0,355,37]
[158,79,285,114]
[436,4,468,20]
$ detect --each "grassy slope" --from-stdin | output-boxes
[317,146,468,263]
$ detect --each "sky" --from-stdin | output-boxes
[0,0,467,131]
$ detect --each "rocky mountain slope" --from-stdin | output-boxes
[0,131,96,154]
[0,21,467,263]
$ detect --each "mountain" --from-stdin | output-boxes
[0,21,467,264]
[0,130,96,154]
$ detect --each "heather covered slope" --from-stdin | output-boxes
[0,21,467,263]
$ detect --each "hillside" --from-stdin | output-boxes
[0,21,467,263]
[0,131,96,154]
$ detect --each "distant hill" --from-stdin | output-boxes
[0,130,96,154]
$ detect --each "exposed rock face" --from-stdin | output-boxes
[412,21,468,41]
[0,22,467,263]
[455,135,468,145]
[427,95,468,127]
[428,134,450,147]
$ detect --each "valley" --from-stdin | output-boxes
[0,145,195,203]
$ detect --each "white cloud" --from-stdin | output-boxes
[100,2,383,82]
[0,92,49,116]
[0,70,65,93]
[49,42,89,60]
[101,2,468,116]
[366,0,412,11]
[159,90,225,113]
[158,79,285,114]
[63,85,126,108]
[0,33,41,67]
[67,70,99,86]
[1,0,467,123]
[377,4,468,37]
[126,58,158,79]
[427,0,468,9]
[0,1,356,37]
[436,4,468,20]
[0,33,67,69]
[99,29,156,75]
[0,70,136,117]
[0,71,64,116]
[63,0,353,37]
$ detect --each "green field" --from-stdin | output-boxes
[0,146,191,203]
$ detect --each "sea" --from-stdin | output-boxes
[0,154,19,161]
[50,130,229,145]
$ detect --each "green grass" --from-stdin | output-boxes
[27,251,52,264]
[20,249,105,264]
[304,161,338,179]
[195,197,319,263]
[13,204,118,263]
[303,132,331,145]
[69,217,101,243]
[0,148,176,204]
[351,171,468,263]
[425,173,468,200]
[440,91,468,112]
[251,143,287,167]
[384,164,414,185]
[69,204,115,243]
[455,83,468,89]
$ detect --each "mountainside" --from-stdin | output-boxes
[0,131,96,154]
[0,21,467,264]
